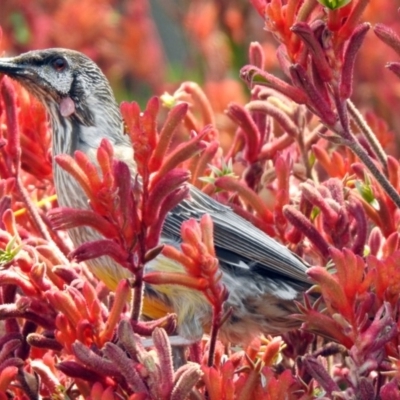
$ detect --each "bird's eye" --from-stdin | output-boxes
[52,57,68,72]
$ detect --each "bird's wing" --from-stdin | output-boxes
[162,185,311,285]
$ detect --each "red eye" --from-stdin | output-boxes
[52,57,67,72]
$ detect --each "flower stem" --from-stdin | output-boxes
[131,262,144,322]
[332,89,400,209]
[207,304,222,367]
[346,99,388,174]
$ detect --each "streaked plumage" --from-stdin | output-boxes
[0,49,311,343]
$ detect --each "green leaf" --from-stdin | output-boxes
[355,179,380,210]
[310,206,321,221]
[0,236,22,268]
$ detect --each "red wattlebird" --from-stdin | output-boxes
[0,49,311,344]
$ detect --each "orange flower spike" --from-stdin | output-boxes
[249,42,265,69]
[181,109,199,133]
[0,270,39,297]
[246,337,262,361]
[312,144,334,177]
[275,154,291,195]
[296,306,353,347]
[200,214,216,257]
[368,226,383,256]
[100,279,130,345]
[266,0,284,34]
[285,0,298,29]
[82,280,99,308]
[307,266,350,318]
[327,3,350,31]
[1,77,20,161]
[141,96,159,150]
[113,160,137,242]
[179,82,215,127]
[82,282,104,332]
[264,369,295,400]
[121,101,150,175]
[48,208,120,239]
[181,219,202,246]
[274,154,292,232]
[74,150,102,193]
[192,141,219,187]
[88,382,105,400]
[261,336,284,366]
[55,314,76,352]
[146,169,190,225]
[331,248,365,302]
[180,243,202,275]
[383,256,400,301]
[76,319,96,345]
[66,286,91,322]
[337,0,370,45]
[89,297,104,333]
[220,361,235,399]
[149,102,189,172]
[369,253,400,302]
[215,176,274,224]
[353,195,382,232]
[55,154,94,203]
[331,150,348,177]
[120,101,141,134]
[201,366,222,400]
[382,232,399,258]
[162,245,198,275]
[226,103,260,163]
[96,139,114,190]
[2,209,19,237]
[47,290,82,327]
[0,366,18,392]
[143,271,209,291]
[35,245,66,279]
[240,66,308,104]
[156,130,207,178]
[237,360,263,400]
[30,263,52,292]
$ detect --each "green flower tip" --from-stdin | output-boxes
[355,179,380,211]
[160,92,177,109]
[199,159,236,185]
[317,0,352,10]
[0,236,22,268]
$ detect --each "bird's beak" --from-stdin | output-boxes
[0,58,29,78]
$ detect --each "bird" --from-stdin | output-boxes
[0,48,312,344]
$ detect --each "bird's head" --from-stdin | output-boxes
[0,48,124,154]
[0,48,119,125]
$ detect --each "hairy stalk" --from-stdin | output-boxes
[306,124,327,150]
[207,301,225,367]
[297,128,312,179]
[332,89,400,209]
[207,312,220,367]
[131,216,146,322]
[347,99,388,174]
[130,260,144,322]
[15,155,69,264]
